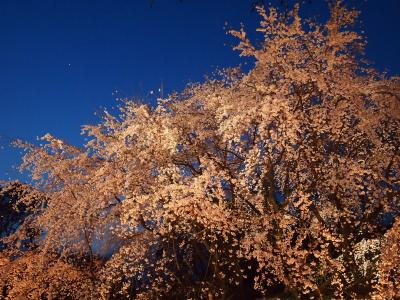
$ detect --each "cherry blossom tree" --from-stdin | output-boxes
[1,1,399,299]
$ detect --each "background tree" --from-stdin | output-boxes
[0,181,44,251]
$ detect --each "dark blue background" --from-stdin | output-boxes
[0,0,399,180]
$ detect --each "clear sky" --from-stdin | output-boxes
[0,0,399,181]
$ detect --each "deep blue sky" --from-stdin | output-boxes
[0,0,399,180]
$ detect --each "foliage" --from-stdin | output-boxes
[1,1,399,299]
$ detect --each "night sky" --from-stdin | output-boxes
[0,0,399,181]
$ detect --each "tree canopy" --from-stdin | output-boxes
[1,1,399,299]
